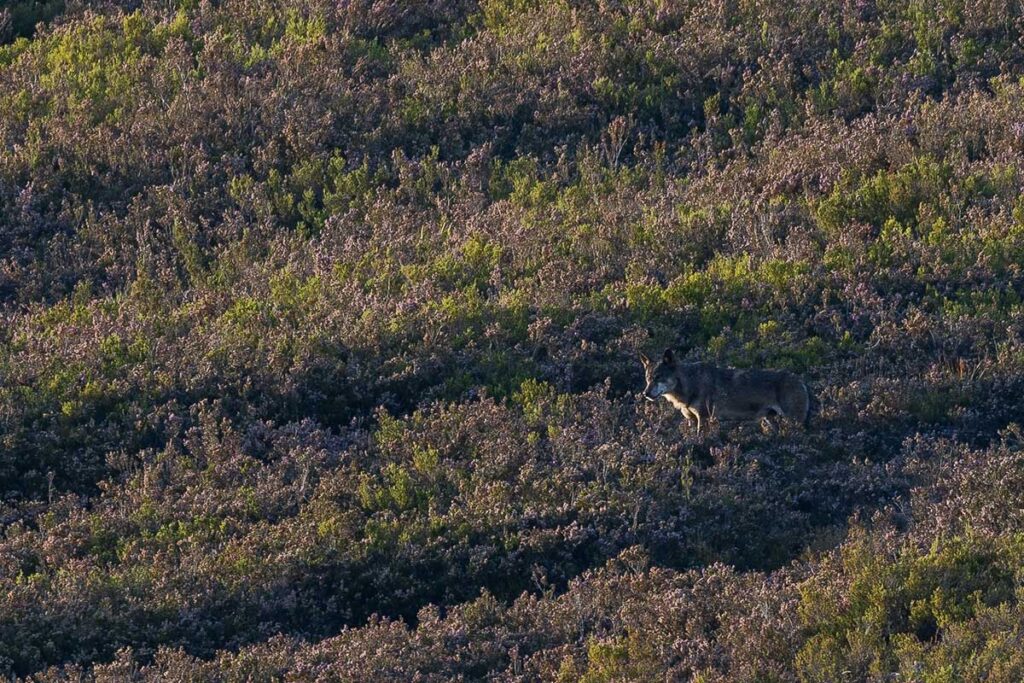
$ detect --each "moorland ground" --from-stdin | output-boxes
[3,0,1024,680]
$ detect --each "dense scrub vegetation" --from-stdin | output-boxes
[3,0,1024,679]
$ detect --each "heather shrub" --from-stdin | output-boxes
[796,530,1023,682]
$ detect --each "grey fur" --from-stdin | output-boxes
[640,348,811,434]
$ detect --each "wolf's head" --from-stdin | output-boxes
[640,348,678,401]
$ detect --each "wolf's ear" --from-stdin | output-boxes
[639,352,650,367]
[662,348,675,365]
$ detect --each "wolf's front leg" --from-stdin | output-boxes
[690,407,705,435]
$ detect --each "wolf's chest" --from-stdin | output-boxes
[664,394,695,413]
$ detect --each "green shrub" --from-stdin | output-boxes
[797,532,1023,683]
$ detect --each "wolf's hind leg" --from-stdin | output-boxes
[758,405,783,435]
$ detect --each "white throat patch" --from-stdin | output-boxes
[653,381,673,396]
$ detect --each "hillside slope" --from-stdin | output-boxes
[3,0,1024,679]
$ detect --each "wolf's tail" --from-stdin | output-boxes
[780,375,814,426]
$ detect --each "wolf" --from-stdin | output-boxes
[640,348,811,433]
